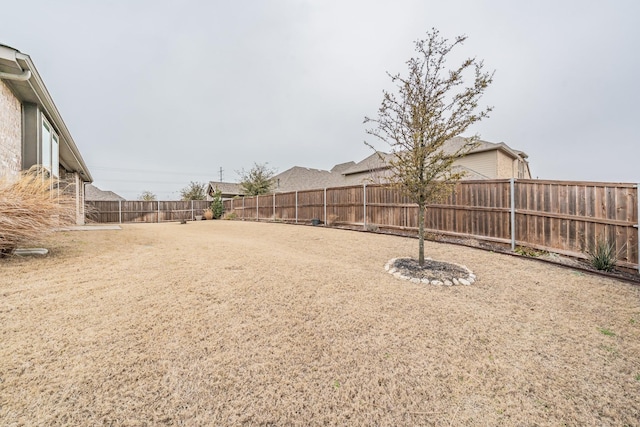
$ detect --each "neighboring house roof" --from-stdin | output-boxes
[272,166,345,192]
[207,137,529,195]
[207,181,245,198]
[0,44,92,182]
[341,152,394,176]
[85,184,125,201]
[442,136,529,160]
[330,161,356,174]
[342,137,529,178]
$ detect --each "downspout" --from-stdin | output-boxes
[0,69,31,81]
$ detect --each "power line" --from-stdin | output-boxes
[96,178,210,185]
[91,165,214,176]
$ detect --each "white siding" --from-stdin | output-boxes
[454,150,496,178]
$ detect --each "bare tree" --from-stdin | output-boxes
[365,29,493,265]
[238,162,276,196]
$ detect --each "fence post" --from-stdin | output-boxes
[273,193,276,220]
[191,200,194,221]
[637,183,639,273]
[256,195,259,220]
[157,201,160,223]
[242,196,245,220]
[363,184,367,229]
[324,188,327,224]
[295,191,298,224]
[510,178,516,251]
[119,199,122,224]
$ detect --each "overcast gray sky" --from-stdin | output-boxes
[3,0,639,199]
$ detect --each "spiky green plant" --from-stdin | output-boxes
[587,238,617,272]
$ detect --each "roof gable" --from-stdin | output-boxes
[330,161,356,174]
[341,152,393,176]
[207,181,245,196]
[273,166,344,192]
[85,185,125,201]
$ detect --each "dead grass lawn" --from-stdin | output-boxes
[1,221,639,425]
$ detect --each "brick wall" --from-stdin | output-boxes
[61,170,85,225]
[496,151,531,179]
[495,150,516,179]
[0,80,22,178]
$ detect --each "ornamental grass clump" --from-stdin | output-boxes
[587,238,618,272]
[0,170,76,256]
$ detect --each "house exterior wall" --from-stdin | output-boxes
[454,150,496,179]
[21,103,39,169]
[496,150,516,179]
[495,151,531,179]
[520,160,531,179]
[0,80,22,178]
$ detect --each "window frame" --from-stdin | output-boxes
[41,116,59,178]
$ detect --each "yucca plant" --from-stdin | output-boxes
[586,238,618,272]
[0,169,76,256]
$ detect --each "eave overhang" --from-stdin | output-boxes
[0,44,93,182]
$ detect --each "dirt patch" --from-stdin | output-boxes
[1,221,640,425]
[388,257,472,283]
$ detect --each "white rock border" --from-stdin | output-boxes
[384,257,477,286]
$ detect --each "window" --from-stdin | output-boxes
[52,133,59,177]
[41,117,59,177]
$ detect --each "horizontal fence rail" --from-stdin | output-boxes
[220,180,639,271]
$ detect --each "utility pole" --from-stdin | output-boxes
[219,167,223,182]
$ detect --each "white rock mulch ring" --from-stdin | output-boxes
[384,257,476,286]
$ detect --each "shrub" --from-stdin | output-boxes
[514,246,547,257]
[587,238,617,272]
[0,169,76,255]
[180,181,206,200]
[365,223,380,232]
[210,189,224,219]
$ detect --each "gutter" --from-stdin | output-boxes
[0,69,31,81]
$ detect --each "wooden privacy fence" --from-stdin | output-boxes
[86,200,211,223]
[222,180,639,271]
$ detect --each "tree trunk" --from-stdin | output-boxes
[418,201,425,265]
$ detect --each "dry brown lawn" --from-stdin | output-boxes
[1,221,639,426]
